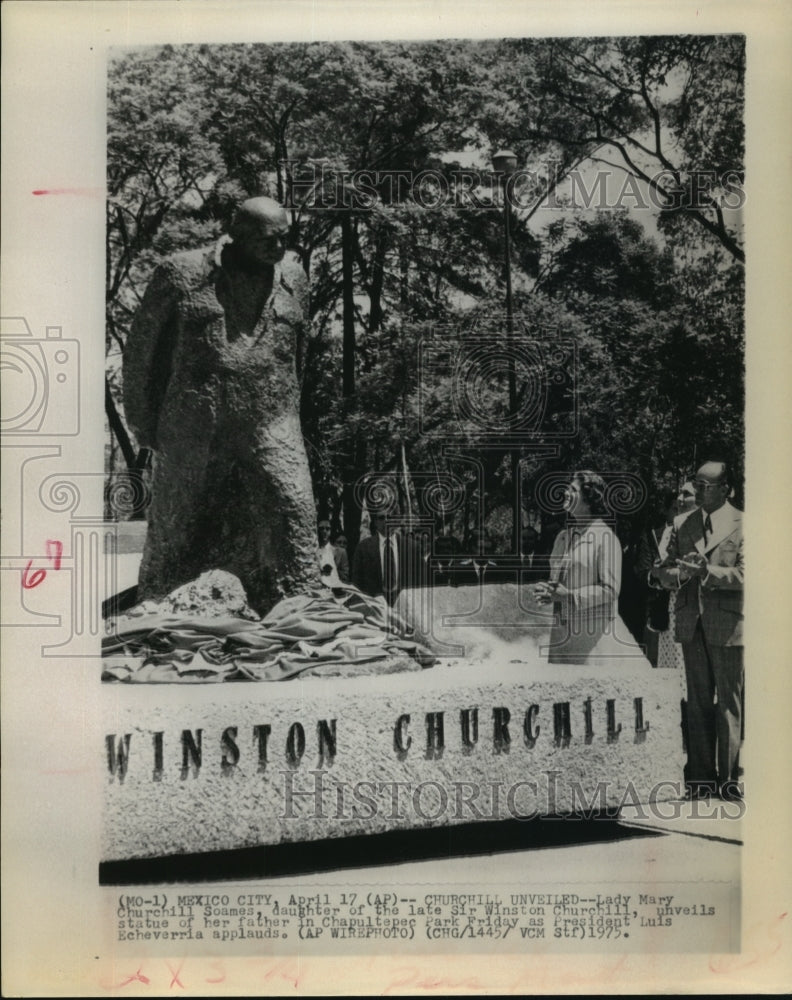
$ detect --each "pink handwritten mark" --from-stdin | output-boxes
[22,539,63,589]
[32,188,104,197]
[381,967,485,995]
[166,960,185,989]
[261,959,300,991]
[205,959,226,984]
[709,911,787,974]
[118,967,150,987]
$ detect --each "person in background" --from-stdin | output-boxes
[638,488,677,667]
[352,510,424,604]
[435,529,461,557]
[520,526,542,582]
[467,527,496,556]
[433,526,461,587]
[654,481,698,670]
[618,515,651,647]
[650,462,743,800]
[317,519,349,585]
[456,527,498,585]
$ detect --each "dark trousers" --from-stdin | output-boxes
[643,626,660,668]
[682,618,744,788]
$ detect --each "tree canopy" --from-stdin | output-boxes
[105,35,745,545]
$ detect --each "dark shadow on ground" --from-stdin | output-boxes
[99,815,662,885]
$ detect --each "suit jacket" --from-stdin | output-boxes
[333,544,350,583]
[637,523,671,631]
[550,520,621,627]
[656,502,743,647]
[352,532,424,604]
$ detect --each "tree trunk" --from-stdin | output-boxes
[105,376,137,472]
[341,214,355,397]
[340,213,365,558]
[368,231,388,333]
[399,239,410,313]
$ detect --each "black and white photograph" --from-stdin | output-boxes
[2,1,791,995]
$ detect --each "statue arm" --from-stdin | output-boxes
[122,262,181,451]
[283,253,315,384]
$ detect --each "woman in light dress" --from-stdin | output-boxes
[533,470,648,665]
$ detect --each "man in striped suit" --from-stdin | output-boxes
[652,461,744,800]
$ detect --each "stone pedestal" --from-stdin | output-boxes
[102,585,685,862]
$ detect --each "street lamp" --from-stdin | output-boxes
[492,148,519,175]
[492,149,520,553]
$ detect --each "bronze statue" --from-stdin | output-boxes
[123,197,318,611]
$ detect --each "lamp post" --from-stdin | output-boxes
[492,149,521,553]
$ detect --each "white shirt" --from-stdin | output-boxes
[317,541,342,587]
[317,541,336,572]
[656,522,674,561]
[703,502,730,545]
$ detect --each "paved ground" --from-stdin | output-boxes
[103,521,741,935]
[229,807,742,886]
[103,806,741,960]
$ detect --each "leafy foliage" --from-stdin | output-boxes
[105,36,745,539]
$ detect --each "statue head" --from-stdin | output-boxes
[229,197,288,266]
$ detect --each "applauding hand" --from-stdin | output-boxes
[532,581,570,605]
[675,551,708,580]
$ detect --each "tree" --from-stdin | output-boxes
[481,35,745,263]
[105,37,745,537]
[106,45,228,491]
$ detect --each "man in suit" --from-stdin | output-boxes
[651,461,743,799]
[520,527,543,583]
[352,512,424,605]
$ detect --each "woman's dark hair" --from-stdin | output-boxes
[571,469,608,517]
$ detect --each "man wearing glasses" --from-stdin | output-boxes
[650,461,744,800]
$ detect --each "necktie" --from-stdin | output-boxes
[703,514,713,542]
